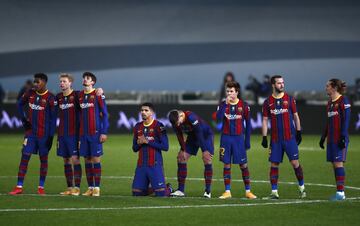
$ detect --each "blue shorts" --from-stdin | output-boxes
[57,136,79,158]
[22,136,49,156]
[185,132,214,156]
[220,134,247,164]
[269,138,299,163]
[326,141,348,162]
[79,135,103,157]
[132,164,166,191]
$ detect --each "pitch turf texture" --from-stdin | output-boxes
[0,134,359,226]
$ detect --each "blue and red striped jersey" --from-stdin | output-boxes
[173,111,212,152]
[132,119,168,167]
[18,90,57,138]
[262,93,297,142]
[325,95,351,143]
[216,99,251,136]
[78,89,109,136]
[56,90,79,137]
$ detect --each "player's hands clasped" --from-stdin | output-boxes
[137,135,148,145]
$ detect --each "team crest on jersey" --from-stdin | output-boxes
[238,107,243,112]
[41,99,47,104]
[335,103,339,109]
[90,95,95,100]
[149,129,154,132]
[283,101,288,106]
[69,96,74,101]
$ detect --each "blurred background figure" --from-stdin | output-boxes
[16,79,33,101]
[219,72,241,103]
[348,78,360,103]
[245,74,272,105]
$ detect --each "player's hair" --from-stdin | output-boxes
[141,102,155,112]
[270,75,282,84]
[82,72,97,84]
[34,73,48,83]
[59,73,74,83]
[329,78,347,95]
[225,81,241,93]
[168,110,179,125]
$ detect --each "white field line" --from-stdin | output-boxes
[1,175,360,191]
[0,198,360,212]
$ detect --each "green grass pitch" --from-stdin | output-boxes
[0,134,359,226]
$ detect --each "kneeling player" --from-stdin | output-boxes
[132,103,172,197]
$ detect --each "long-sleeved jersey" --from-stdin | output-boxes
[132,119,168,167]
[262,93,298,142]
[173,111,212,152]
[217,99,251,134]
[78,89,109,136]
[18,90,57,138]
[325,95,351,143]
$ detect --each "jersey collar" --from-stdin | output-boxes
[272,92,284,99]
[36,90,48,96]
[84,88,95,94]
[143,119,155,127]
[229,98,239,105]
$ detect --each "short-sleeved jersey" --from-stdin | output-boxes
[78,89,109,136]
[132,119,168,167]
[56,90,79,137]
[217,99,251,135]
[18,90,57,138]
[262,93,297,142]
[173,111,212,152]
[326,95,351,143]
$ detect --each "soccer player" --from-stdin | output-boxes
[261,75,306,199]
[217,81,257,199]
[79,72,109,197]
[132,103,173,197]
[319,78,351,201]
[56,73,104,196]
[56,73,82,196]
[168,110,214,198]
[9,73,57,195]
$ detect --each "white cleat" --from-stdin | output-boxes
[203,191,211,198]
[170,190,185,197]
